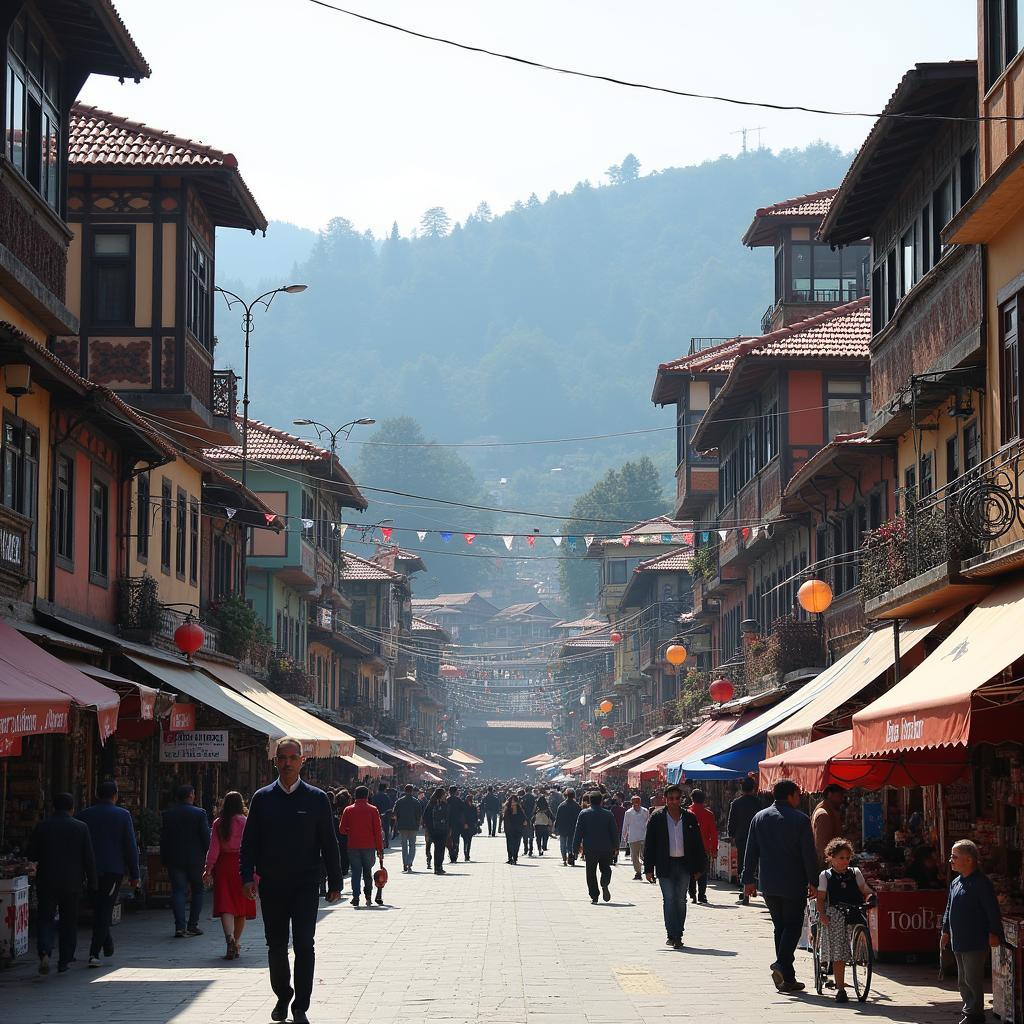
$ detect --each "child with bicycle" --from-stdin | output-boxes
[816,837,875,1003]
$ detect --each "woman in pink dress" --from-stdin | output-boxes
[203,791,256,960]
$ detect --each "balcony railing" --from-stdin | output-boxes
[688,337,732,355]
[211,369,238,419]
[156,605,222,657]
[744,616,822,688]
[760,303,775,335]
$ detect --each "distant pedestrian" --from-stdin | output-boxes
[620,794,650,880]
[339,785,385,906]
[727,777,762,903]
[240,738,342,1024]
[502,795,526,864]
[687,790,718,904]
[811,784,845,868]
[572,791,618,905]
[481,786,500,836]
[446,786,466,864]
[610,795,626,863]
[548,787,563,818]
[28,793,96,975]
[393,784,422,872]
[77,779,140,965]
[942,840,1004,1024]
[423,788,450,875]
[555,789,581,866]
[521,786,537,857]
[371,782,394,847]
[742,779,818,994]
[203,791,256,960]
[643,784,707,949]
[160,783,211,938]
[534,796,553,855]
[461,792,479,861]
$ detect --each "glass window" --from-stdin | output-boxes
[607,559,628,585]
[1001,297,1020,442]
[965,420,981,470]
[813,245,842,303]
[791,244,812,299]
[160,478,172,572]
[960,147,978,205]
[137,472,150,559]
[901,228,915,297]
[2,417,37,521]
[90,231,133,325]
[946,435,960,485]
[175,490,187,577]
[55,454,73,562]
[921,202,933,275]
[189,497,199,584]
[186,234,213,347]
[840,246,869,301]
[919,452,934,498]
[827,378,870,439]
[933,177,953,258]
[89,478,108,580]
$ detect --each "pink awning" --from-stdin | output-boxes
[627,714,752,787]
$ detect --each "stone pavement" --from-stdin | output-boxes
[1,833,969,1024]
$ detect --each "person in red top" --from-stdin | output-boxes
[688,790,718,904]
[338,786,384,908]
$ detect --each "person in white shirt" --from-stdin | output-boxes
[620,795,651,880]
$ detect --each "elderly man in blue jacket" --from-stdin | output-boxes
[742,779,818,993]
[572,791,619,905]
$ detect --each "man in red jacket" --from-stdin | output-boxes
[688,790,718,904]
[339,786,384,908]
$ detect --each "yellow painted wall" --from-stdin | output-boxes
[135,223,153,329]
[161,223,177,329]
[66,226,81,320]
[127,454,202,609]
[0,298,48,345]
[894,405,982,510]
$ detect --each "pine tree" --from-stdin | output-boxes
[419,206,451,239]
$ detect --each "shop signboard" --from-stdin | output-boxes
[159,730,228,763]
[168,704,196,732]
[0,876,29,961]
[715,837,736,882]
[868,890,948,956]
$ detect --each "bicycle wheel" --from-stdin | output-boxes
[812,923,826,995]
[852,924,873,1002]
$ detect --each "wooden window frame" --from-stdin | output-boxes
[189,496,199,585]
[185,231,214,349]
[136,471,150,562]
[1000,291,1021,443]
[88,470,110,586]
[160,477,172,574]
[54,450,73,568]
[175,487,187,580]
[87,226,136,327]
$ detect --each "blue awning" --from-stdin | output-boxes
[667,743,764,783]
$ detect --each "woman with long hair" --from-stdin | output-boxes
[533,796,553,855]
[502,795,526,865]
[203,791,256,960]
[335,789,352,887]
[461,791,479,862]
[423,788,450,876]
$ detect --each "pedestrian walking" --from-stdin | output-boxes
[572,791,618,905]
[502,794,526,864]
[481,785,500,836]
[521,786,537,857]
[942,839,1004,1024]
[687,790,717,904]
[811,784,845,868]
[371,782,394,848]
[160,783,211,938]
[393,784,422,872]
[548,787,563,818]
[609,795,626,864]
[446,786,466,864]
[533,796,553,855]
[339,785,385,906]
[555,789,581,865]
[335,790,351,887]
[423,788,450,874]
[461,792,479,861]
[203,791,257,960]
[642,784,707,948]
[620,794,650,879]
[727,776,762,903]
[77,779,140,965]
[815,838,875,1003]
[742,779,818,994]
[27,793,96,975]
[240,738,342,1024]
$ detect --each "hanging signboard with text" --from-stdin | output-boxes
[159,730,228,763]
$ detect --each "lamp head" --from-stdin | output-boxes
[293,418,313,426]
[283,284,307,294]
[356,418,376,426]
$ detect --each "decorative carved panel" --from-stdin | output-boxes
[185,337,213,409]
[188,189,213,247]
[161,336,176,389]
[88,337,152,388]
[69,189,154,214]
[0,178,66,300]
[51,337,80,372]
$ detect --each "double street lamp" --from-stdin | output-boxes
[292,417,376,457]
[215,283,307,488]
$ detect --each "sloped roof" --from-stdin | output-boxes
[585,516,690,557]
[338,552,403,583]
[555,616,607,632]
[43,0,150,81]
[69,103,267,232]
[412,592,498,614]
[782,431,896,513]
[742,189,838,247]
[691,297,872,450]
[634,547,694,573]
[492,601,559,621]
[372,546,427,574]
[651,336,749,404]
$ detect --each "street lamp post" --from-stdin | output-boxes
[215,283,307,489]
[292,417,376,458]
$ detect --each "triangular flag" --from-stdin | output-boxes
[584,535,595,547]
[224,507,237,519]
[700,531,709,543]
[567,537,578,552]
[682,532,694,545]
[337,525,347,539]
[329,522,337,531]
[661,532,673,544]
[526,536,536,548]
[417,531,427,542]
[552,536,562,547]
[741,527,750,540]
[440,532,453,543]
[621,534,632,547]
[464,533,476,545]
[752,526,761,540]
[301,518,314,529]
[381,527,393,541]
[718,529,727,541]
[264,513,277,526]
[502,536,514,550]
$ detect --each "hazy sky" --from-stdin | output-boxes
[80,1,976,237]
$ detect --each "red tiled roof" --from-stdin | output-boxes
[782,430,896,508]
[493,602,558,621]
[741,189,838,247]
[634,547,694,573]
[338,552,403,582]
[69,104,267,231]
[651,337,749,404]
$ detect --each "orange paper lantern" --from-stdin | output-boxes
[665,643,687,666]
[599,699,613,714]
[797,579,834,614]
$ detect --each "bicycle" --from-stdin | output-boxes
[811,901,874,1002]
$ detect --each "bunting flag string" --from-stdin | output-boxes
[502,536,514,550]
[621,534,632,547]
[552,536,562,547]
[264,513,277,526]
[381,527,393,541]
[417,531,427,541]
[440,532,453,543]
[584,535,595,547]
[301,518,315,529]
[338,525,348,539]
[566,537,578,552]
[464,533,476,545]
[526,536,536,548]
[224,507,237,520]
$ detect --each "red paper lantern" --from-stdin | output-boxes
[174,620,205,657]
[600,725,614,740]
[580,721,590,731]
[709,677,734,704]
[610,631,622,644]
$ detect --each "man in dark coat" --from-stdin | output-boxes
[571,791,618,904]
[446,786,466,864]
[160,783,211,938]
[643,784,707,948]
[28,792,96,974]
[520,785,537,857]
[727,776,763,903]
[742,779,818,993]
[481,786,501,837]
[371,781,394,847]
[555,789,582,865]
[241,738,342,1024]
[78,779,140,964]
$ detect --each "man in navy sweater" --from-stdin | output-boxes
[160,784,210,938]
[241,738,342,1024]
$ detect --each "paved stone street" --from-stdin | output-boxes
[2,834,968,1024]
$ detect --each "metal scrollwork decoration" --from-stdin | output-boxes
[950,462,1021,543]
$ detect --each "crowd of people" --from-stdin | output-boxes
[23,739,1005,1024]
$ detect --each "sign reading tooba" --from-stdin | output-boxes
[159,730,228,762]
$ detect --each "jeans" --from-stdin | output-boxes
[954,949,988,1019]
[506,832,521,863]
[399,829,417,868]
[559,832,574,863]
[657,858,691,939]
[763,894,808,983]
[522,831,534,856]
[349,848,376,897]
[447,833,460,863]
[431,835,447,871]
[36,886,79,966]
[689,871,708,901]
[585,853,613,901]
[535,826,550,852]
[168,864,203,931]
[90,872,123,957]
[486,811,498,836]
[628,840,644,874]
[258,875,320,1013]
[461,831,473,858]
